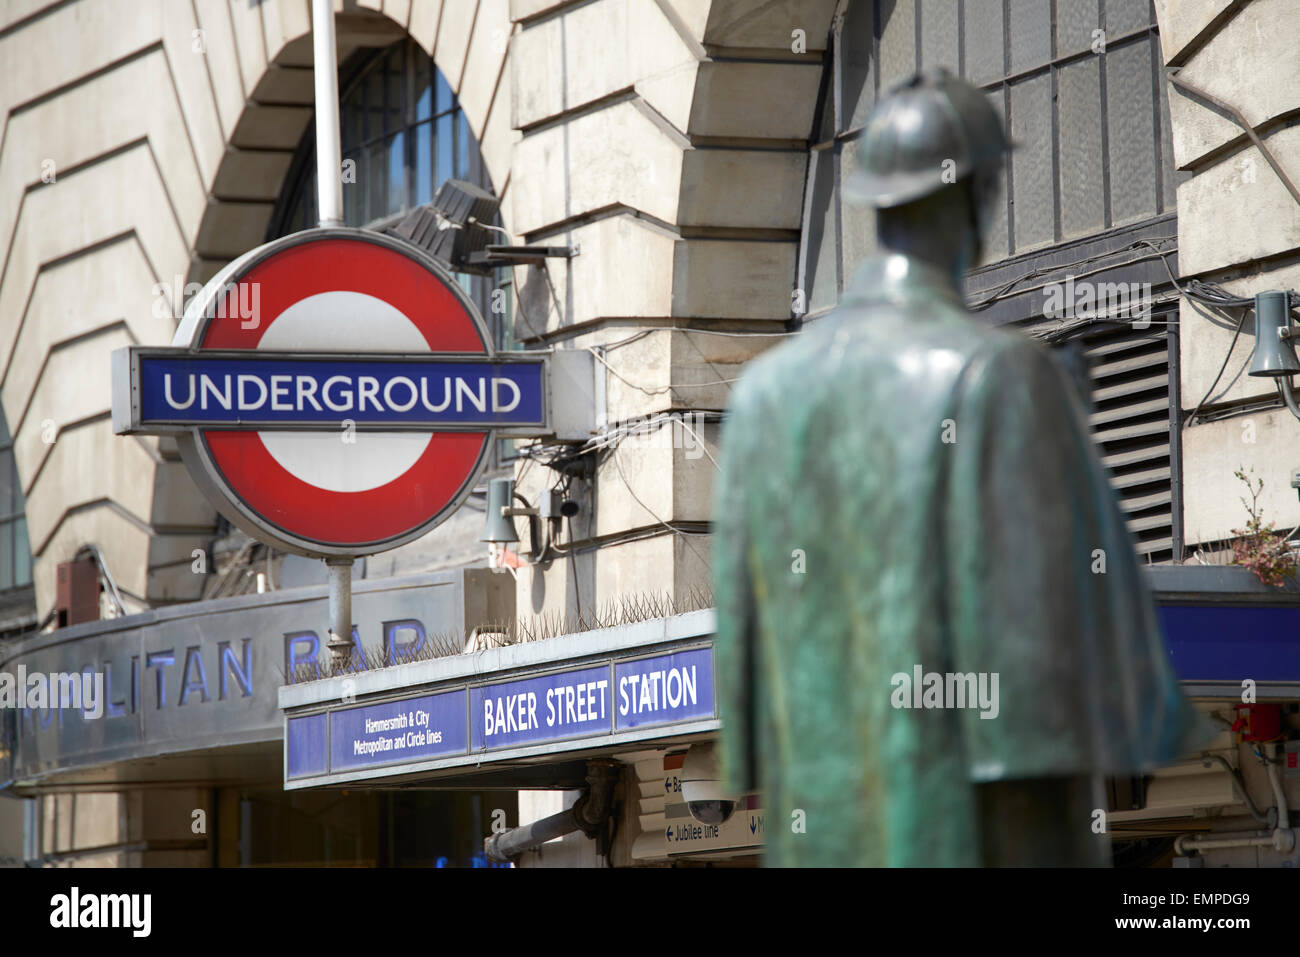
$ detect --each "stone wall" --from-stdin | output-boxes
[508,0,836,621]
[1155,0,1300,548]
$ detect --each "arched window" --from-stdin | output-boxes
[269,39,511,350]
[273,39,489,232]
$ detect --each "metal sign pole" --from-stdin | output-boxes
[312,0,344,227]
[313,0,350,670]
[326,558,354,670]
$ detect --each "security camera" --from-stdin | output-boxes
[680,742,737,826]
[1292,468,1300,502]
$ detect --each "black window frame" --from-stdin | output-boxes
[795,0,1184,561]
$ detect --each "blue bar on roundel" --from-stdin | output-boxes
[137,354,545,428]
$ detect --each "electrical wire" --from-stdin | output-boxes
[1184,280,1253,308]
[971,235,1251,326]
[1030,312,1179,345]
[1188,391,1285,425]
[1126,244,1260,428]
[1183,310,1248,429]
[1133,239,1186,297]
[579,416,680,453]
[967,235,1177,310]
[596,326,799,353]
[575,412,723,460]
[609,445,713,571]
[672,416,720,471]
[566,513,582,614]
[587,346,742,398]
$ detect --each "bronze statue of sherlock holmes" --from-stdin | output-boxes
[713,70,1209,866]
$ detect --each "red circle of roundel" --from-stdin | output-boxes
[197,237,489,549]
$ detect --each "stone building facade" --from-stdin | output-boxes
[1,0,1298,867]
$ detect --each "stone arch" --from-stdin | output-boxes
[178,0,520,610]
[0,0,515,617]
[191,0,517,287]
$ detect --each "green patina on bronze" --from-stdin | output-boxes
[712,71,1210,867]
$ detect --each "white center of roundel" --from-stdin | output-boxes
[257,290,432,493]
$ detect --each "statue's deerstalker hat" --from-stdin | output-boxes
[846,68,1015,208]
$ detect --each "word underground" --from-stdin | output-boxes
[354,707,441,756]
[0,668,104,719]
[890,665,999,719]
[50,888,151,937]
[161,370,524,415]
[483,678,610,738]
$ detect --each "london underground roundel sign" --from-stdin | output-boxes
[112,228,548,558]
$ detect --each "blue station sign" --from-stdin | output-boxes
[614,647,715,730]
[471,664,611,751]
[283,642,717,785]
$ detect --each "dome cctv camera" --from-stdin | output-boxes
[680,742,737,826]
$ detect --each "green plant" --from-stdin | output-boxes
[1230,468,1296,587]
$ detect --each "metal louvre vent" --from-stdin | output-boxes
[1071,322,1175,563]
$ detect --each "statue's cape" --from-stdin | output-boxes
[712,254,1212,865]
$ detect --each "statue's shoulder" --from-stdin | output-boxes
[960,318,1049,360]
[727,302,1057,426]
[957,323,1068,393]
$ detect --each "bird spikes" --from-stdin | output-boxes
[283,585,714,685]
